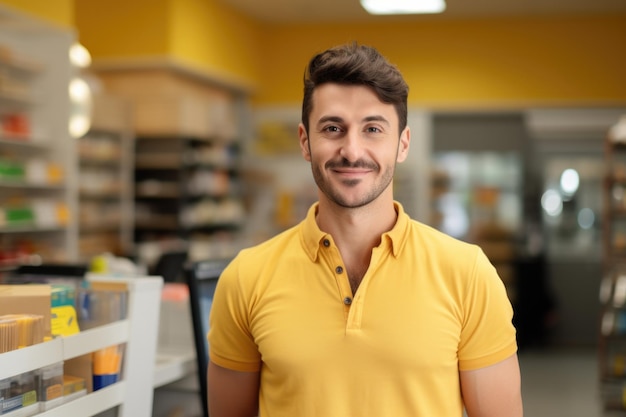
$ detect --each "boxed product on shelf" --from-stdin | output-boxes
[76,284,128,330]
[1,113,31,138]
[50,284,80,337]
[61,374,86,402]
[92,344,124,391]
[0,285,51,340]
[0,314,44,349]
[0,371,39,416]
[3,206,34,227]
[37,362,63,412]
[0,316,19,353]
[0,157,25,181]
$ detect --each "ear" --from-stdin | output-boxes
[298,123,311,162]
[396,126,410,163]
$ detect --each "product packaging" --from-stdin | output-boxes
[76,285,127,330]
[38,362,63,412]
[92,344,124,391]
[0,371,38,416]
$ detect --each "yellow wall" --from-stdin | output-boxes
[7,0,626,108]
[256,14,626,108]
[0,0,74,28]
[71,0,261,89]
[74,0,171,58]
[168,0,262,88]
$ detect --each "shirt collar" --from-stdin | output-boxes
[299,201,410,262]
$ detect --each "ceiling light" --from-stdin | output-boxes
[360,0,446,14]
[69,42,92,68]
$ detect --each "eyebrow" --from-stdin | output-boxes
[316,115,391,126]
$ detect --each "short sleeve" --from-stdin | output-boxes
[208,256,262,372]
[458,247,518,371]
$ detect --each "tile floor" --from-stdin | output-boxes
[518,347,626,417]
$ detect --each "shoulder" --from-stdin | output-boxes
[237,224,302,263]
[402,219,494,283]
[409,219,481,256]
[219,223,304,286]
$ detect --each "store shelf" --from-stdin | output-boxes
[0,4,76,266]
[37,382,126,417]
[63,320,130,360]
[600,124,626,411]
[153,349,196,388]
[0,274,163,416]
[0,321,129,380]
[0,181,63,190]
[0,225,66,234]
[0,89,36,106]
[0,136,50,149]
[77,93,134,261]
[0,338,63,380]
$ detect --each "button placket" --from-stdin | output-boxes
[321,237,353,311]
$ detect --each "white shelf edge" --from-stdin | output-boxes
[63,320,130,360]
[0,338,63,379]
[0,321,131,381]
[36,381,126,417]
[153,350,197,388]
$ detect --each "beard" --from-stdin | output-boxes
[311,157,395,209]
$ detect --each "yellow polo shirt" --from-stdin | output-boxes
[208,202,517,416]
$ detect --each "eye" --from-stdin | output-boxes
[366,126,382,133]
[324,125,341,132]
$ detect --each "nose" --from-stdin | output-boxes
[338,129,363,162]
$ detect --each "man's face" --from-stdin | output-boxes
[299,83,410,209]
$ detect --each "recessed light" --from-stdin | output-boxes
[360,0,446,14]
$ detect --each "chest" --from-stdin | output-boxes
[249,262,464,379]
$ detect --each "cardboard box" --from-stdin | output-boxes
[0,285,51,338]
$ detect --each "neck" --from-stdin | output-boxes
[315,199,398,295]
[316,198,397,253]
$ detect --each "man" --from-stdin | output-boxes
[207,42,523,417]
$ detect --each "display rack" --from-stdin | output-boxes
[0,275,163,417]
[78,93,134,260]
[92,65,251,267]
[134,134,243,244]
[0,4,77,268]
[599,126,626,412]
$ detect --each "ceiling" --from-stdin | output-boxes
[217,0,626,23]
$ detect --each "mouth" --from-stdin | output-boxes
[327,159,378,172]
[333,167,372,178]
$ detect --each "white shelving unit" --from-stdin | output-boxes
[0,275,163,417]
[0,4,78,266]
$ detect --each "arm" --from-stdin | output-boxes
[460,353,523,417]
[208,360,260,417]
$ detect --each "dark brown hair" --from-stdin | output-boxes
[301,42,409,134]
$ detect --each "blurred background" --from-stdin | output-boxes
[1,0,626,415]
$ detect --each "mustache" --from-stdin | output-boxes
[325,158,378,170]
